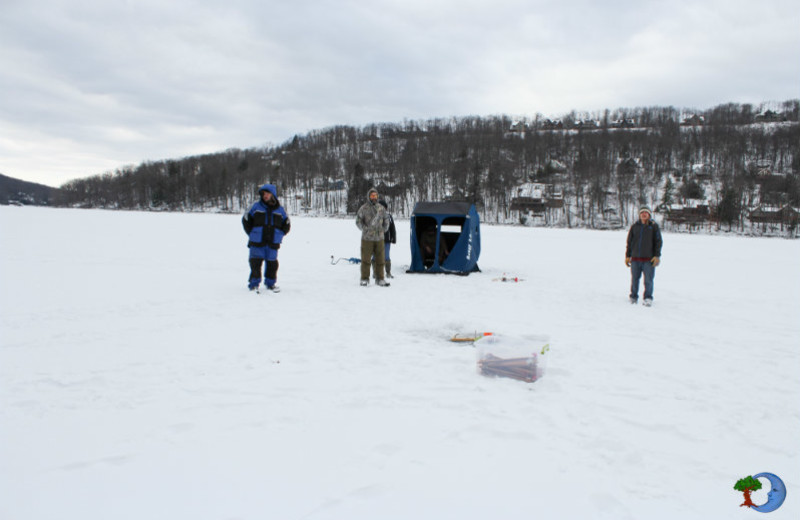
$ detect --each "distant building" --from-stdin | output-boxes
[510,196,546,213]
[611,118,637,128]
[754,110,785,123]
[541,119,563,130]
[574,119,599,130]
[510,182,562,213]
[749,205,799,225]
[666,201,711,226]
[681,114,705,126]
[691,163,714,180]
[508,121,527,133]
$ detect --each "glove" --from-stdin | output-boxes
[625,257,631,267]
[651,257,660,267]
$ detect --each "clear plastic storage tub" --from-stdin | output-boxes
[476,334,549,383]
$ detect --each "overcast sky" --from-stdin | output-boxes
[1,0,798,187]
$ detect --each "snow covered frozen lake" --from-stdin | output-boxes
[1,206,798,519]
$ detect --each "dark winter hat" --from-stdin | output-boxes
[638,206,652,217]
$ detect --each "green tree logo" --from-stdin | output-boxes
[735,476,763,508]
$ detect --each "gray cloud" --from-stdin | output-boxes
[1,0,798,186]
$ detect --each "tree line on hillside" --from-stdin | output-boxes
[0,173,56,206]
[55,100,800,234]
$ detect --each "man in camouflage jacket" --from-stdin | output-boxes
[356,188,391,286]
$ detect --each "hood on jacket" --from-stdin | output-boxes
[258,184,279,204]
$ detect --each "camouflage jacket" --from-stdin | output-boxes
[356,201,390,241]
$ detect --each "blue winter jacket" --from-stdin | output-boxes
[242,184,291,248]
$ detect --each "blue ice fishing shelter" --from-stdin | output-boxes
[408,201,481,274]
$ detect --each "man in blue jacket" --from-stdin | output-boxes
[242,184,291,292]
[625,206,662,306]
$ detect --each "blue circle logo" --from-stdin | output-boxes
[735,473,787,513]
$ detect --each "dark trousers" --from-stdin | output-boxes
[248,246,279,288]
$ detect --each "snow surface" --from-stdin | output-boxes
[1,206,799,520]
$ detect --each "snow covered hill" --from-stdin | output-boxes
[1,206,798,519]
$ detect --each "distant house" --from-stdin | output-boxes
[666,201,710,226]
[611,118,637,128]
[510,196,546,213]
[574,119,599,130]
[508,121,527,133]
[691,163,714,180]
[511,183,562,213]
[681,114,705,126]
[541,119,563,130]
[755,110,785,123]
[516,183,546,198]
[749,205,799,225]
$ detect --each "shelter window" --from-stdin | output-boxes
[439,217,465,263]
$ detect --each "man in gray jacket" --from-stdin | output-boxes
[356,188,391,286]
[625,206,663,306]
